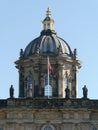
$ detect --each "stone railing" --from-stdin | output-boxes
[0,100,7,108]
[0,98,98,109]
[1,98,97,109]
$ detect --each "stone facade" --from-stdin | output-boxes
[0,98,98,130]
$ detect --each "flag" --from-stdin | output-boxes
[49,63,53,73]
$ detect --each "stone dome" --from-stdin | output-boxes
[23,8,73,58]
[24,30,72,58]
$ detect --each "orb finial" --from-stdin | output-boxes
[46,7,51,17]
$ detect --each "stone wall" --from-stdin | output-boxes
[0,98,98,130]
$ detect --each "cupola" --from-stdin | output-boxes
[15,8,81,99]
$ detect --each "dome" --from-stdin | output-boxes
[24,29,72,58]
[23,8,73,58]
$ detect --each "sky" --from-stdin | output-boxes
[0,0,98,99]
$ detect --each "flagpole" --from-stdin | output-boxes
[47,56,49,98]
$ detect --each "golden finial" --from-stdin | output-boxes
[46,7,51,17]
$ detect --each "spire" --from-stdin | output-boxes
[42,8,55,31]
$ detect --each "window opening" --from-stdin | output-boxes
[44,126,53,130]
[47,23,50,29]
[27,76,32,88]
[44,75,52,96]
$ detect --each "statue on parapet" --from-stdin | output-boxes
[10,85,14,98]
[82,85,88,99]
[73,48,77,60]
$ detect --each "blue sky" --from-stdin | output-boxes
[0,0,98,99]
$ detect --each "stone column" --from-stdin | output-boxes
[72,64,78,98]
[58,63,64,98]
[19,66,24,97]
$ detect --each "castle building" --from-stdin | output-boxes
[0,8,98,130]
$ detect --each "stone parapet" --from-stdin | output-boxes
[0,98,98,110]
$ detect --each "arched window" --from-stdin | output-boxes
[44,75,52,97]
[64,77,67,89]
[44,126,53,130]
[25,75,33,98]
[27,75,33,88]
[41,124,55,130]
[93,127,97,130]
[0,128,4,130]
[47,23,50,29]
[64,77,68,97]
